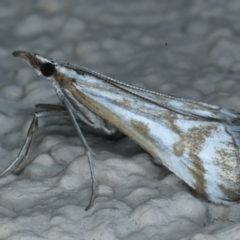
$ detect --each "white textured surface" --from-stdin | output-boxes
[1,0,240,239]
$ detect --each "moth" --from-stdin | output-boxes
[2,51,240,210]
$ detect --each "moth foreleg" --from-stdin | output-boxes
[63,100,96,211]
[0,104,68,177]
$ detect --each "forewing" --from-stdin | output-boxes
[70,78,240,205]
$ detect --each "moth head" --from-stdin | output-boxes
[12,51,57,79]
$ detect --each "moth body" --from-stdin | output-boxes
[7,51,240,207]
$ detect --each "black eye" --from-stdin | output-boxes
[40,62,55,77]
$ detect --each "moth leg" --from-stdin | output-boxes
[64,100,96,211]
[0,104,68,177]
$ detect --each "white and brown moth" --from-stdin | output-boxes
[2,51,240,210]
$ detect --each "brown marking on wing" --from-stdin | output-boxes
[218,183,240,201]
[157,112,181,134]
[188,153,206,197]
[131,119,150,135]
[111,98,133,109]
[172,124,218,196]
[214,143,240,201]
[214,148,239,180]
[173,125,218,157]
